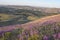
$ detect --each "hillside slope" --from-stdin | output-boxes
[0,6,59,26]
[0,14,60,32]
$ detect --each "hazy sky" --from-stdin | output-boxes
[0,0,60,8]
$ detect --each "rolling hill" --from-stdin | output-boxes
[0,5,60,40]
[0,14,60,40]
[0,5,60,26]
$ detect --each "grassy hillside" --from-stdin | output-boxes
[0,21,60,40]
[0,6,60,40]
[0,6,60,26]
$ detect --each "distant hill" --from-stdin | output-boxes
[0,5,60,26]
[0,5,60,13]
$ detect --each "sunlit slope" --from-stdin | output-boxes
[0,14,60,40]
[0,13,16,22]
[0,14,60,32]
[1,6,60,40]
[21,14,60,29]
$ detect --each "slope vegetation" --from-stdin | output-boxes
[0,14,60,32]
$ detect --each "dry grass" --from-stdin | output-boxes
[0,13,16,21]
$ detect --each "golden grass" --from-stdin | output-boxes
[27,16,39,20]
[0,13,16,21]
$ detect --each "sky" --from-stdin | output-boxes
[0,0,60,8]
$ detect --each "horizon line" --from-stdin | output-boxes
[0,4,60,8]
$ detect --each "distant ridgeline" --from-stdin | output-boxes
[0,6,59,26]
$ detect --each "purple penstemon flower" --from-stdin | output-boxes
[43,35,49,40]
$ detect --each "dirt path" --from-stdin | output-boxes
[0,14,60,32]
